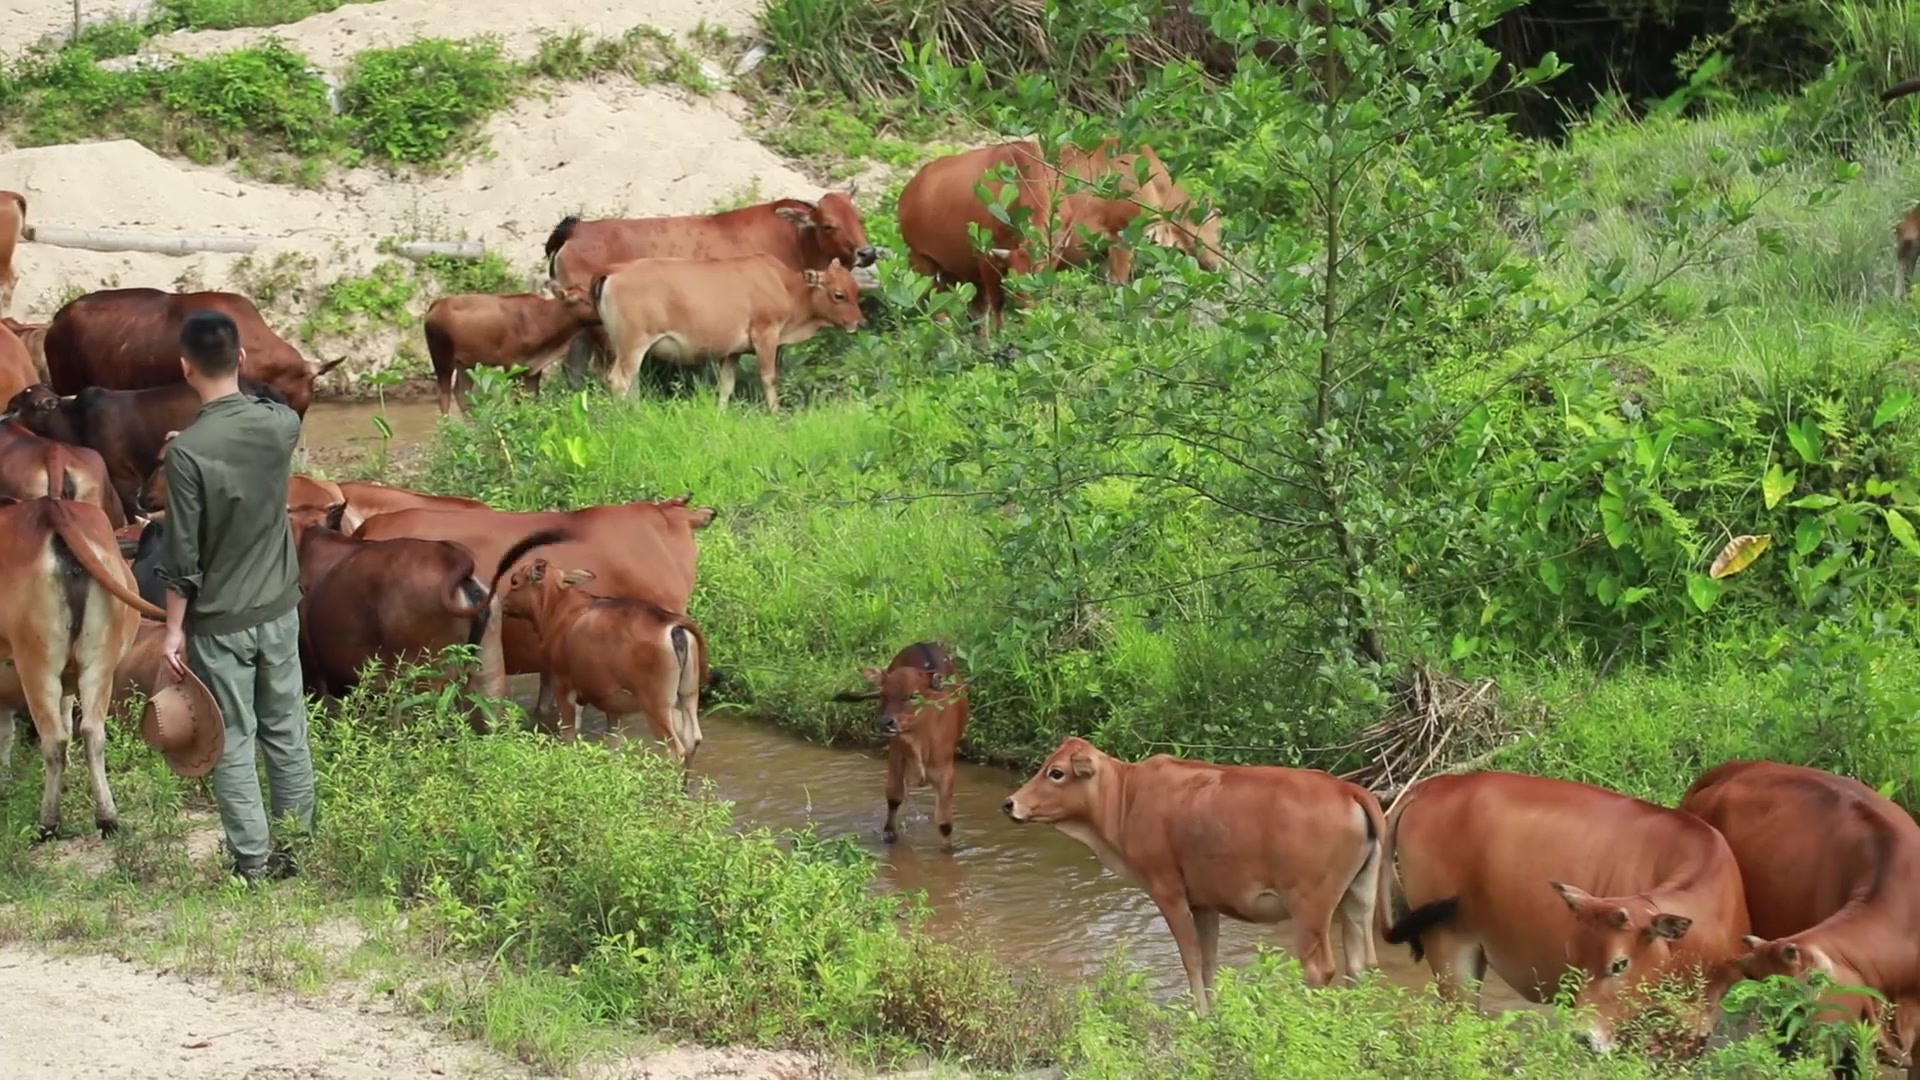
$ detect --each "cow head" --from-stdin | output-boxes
[501,558,594,625]
[775,188,878,269]
[1548,881,1708,1052]
[801,260,867,332]
[1004,736,1109,826]
[135,431,181,514]
[286,502,346,541]
[1144,200,1225,273]
[556,282,601,325]
[3,383,60,433]
[856,643,963,742]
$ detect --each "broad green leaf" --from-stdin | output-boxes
[1785,417,1824,465]
[1687,573,1722,613]
[1595,576,1620,606]
[1619,585,1653,606]
[1762,464,1795,510]
[1793,516,1825,556]
[1881,508,1920,555]
[1788,493,1840,510]
[1872,388,1912,430]
[1709,534,1772,579]
[1537,558,1565,596]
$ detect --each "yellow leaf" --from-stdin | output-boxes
[1709,534,1772,579]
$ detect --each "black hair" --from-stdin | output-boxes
[179,310,241,376]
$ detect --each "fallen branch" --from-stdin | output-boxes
[24,225,262,255]
[389,240,486,261]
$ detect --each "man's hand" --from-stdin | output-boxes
[163,625,187,677]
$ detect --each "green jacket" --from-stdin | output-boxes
[158,391,304,636]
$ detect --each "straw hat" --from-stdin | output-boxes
[141,660,224,777]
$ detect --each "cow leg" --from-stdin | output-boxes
[882,744,907,843]
[715,357,739,411]
[1149,888,1212,1013]
[932,761,957,851]
[0,705,12,771]
[1338,841,1382,979]
[1286,897,1340,988]
[606,334,664,398]
[74,649,119,838]
[750,333,781,413]
[1423,929,1488,1004]
[554,680,582,742]
[1899,238,1917,301]
[1193,907,1221,997]
[1105,242,1135,285]
[530,673,561,734]
[17,648,71,842]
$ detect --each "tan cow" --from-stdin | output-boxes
[497,558,709,768]
[591,255,865,411]
[1003,736,1386,1012]
[0,192,23,318]
[1680,760,1920,1068]
[835,641,969,849]
[423,287,602,415]
[0,319,48,384]
[0,321,36,406]
[1381,770,1752,1052]
[0,496,164,840]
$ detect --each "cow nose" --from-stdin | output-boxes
[879,716,898,735]
[855,246,878,268]
[1000,798,1015,816]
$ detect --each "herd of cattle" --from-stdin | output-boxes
[0,131,1915,1069]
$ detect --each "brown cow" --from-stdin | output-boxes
[423,287,601,416]
[2,319,50,384]
[0,321,36,406]
[498,558,709,767]
[0,417,126,527]
[351,496,715,727]
[42,288,344,415]
[8,379,288,513]
[0,192,23,317]
[1680,760,1920,1068]
[293,503,565,705]
[0,496,164,840]
[592,255,865,410]
[1003,736,1385,1012]
[545,190,877,292]
[898,139,1223,335]
[146,462,486,535]
[834,642,969,848]
[1381,770,1752,1052]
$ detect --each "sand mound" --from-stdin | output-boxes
[153,0,766,73]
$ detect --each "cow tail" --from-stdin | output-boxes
[544,215,581,276]
[1350,786,1388,923]
[668,614,708,754]
[423,314,457,386]
[443,547,486,621]
[487,527,572,598]
[45,499,164,619]
[1882,76,1920,103]
[1376,778,1415,947]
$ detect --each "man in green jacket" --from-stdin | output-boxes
[159,310,312,887]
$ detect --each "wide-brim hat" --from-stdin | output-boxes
[140,660,224,778]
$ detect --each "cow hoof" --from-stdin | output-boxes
[31,825,59,845]
[882,828,898,844]
[96,818,119,840]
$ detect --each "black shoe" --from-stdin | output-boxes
[230,861,267,889]
[264,847,299,881]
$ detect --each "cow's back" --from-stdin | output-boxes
[556,209,800,292]
[1681,760,1919,940]
[899,143,1049,282]
[45,288,304,399]
[598,254,793,351]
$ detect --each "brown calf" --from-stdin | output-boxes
[592,255,865,410]
[0,321,36,406]
[0,192,23,317]
[0,417,126,527]
[1681,760,1920,1068]
[1003,736,1385,1012]
[423,287,601,416]
[498,559,708,767]
[0,496,164,840]
[834,642,969,848]
[0,319,48,384]
[1382,770,1752,1052]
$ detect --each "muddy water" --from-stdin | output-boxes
[304,398,1532,1010]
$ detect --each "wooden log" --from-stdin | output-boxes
[390,240,486,261]
[23,225,262,255]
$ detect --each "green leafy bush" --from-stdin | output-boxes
[339,38,519,166]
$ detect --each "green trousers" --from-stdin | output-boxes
[188,607,314,869]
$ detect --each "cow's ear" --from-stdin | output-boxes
[926,670,945,690]
[1649,914,1692,941]
[559,569,596,588]
[1780,942,1800,965]
[803,270,823,287]
[775,207,813,226]
[1741,934,1765,952]
[1550,881,1592,911]
[524,560,548,584]
[859,665,884,686]
[828,258,845,271]
[1070,751,1095,778]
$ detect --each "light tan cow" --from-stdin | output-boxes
[0,496,164,840]
[0,192,24,318]
[591,255,865,411]
[1003,736,1386,1012]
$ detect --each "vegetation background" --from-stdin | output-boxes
[4,0,1919,1076]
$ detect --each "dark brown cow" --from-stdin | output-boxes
[0,192,23,317]
[592,255,865,410]
[834,642,969,848]
[292,503,565,705]
[1680,760,1920,1068]
[1882,80,1920,300]
[351,497,715,727]
[1003,736,1385,1012]
[0,496,163,840]
[43,288,344,415]
[0,320,36,406]
[6,380,287,513]
[1381,771,1752,1052]
[423,287,601,416]
[498,558,709,766]
[0,417,126,527]
[898,139,1223,335]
